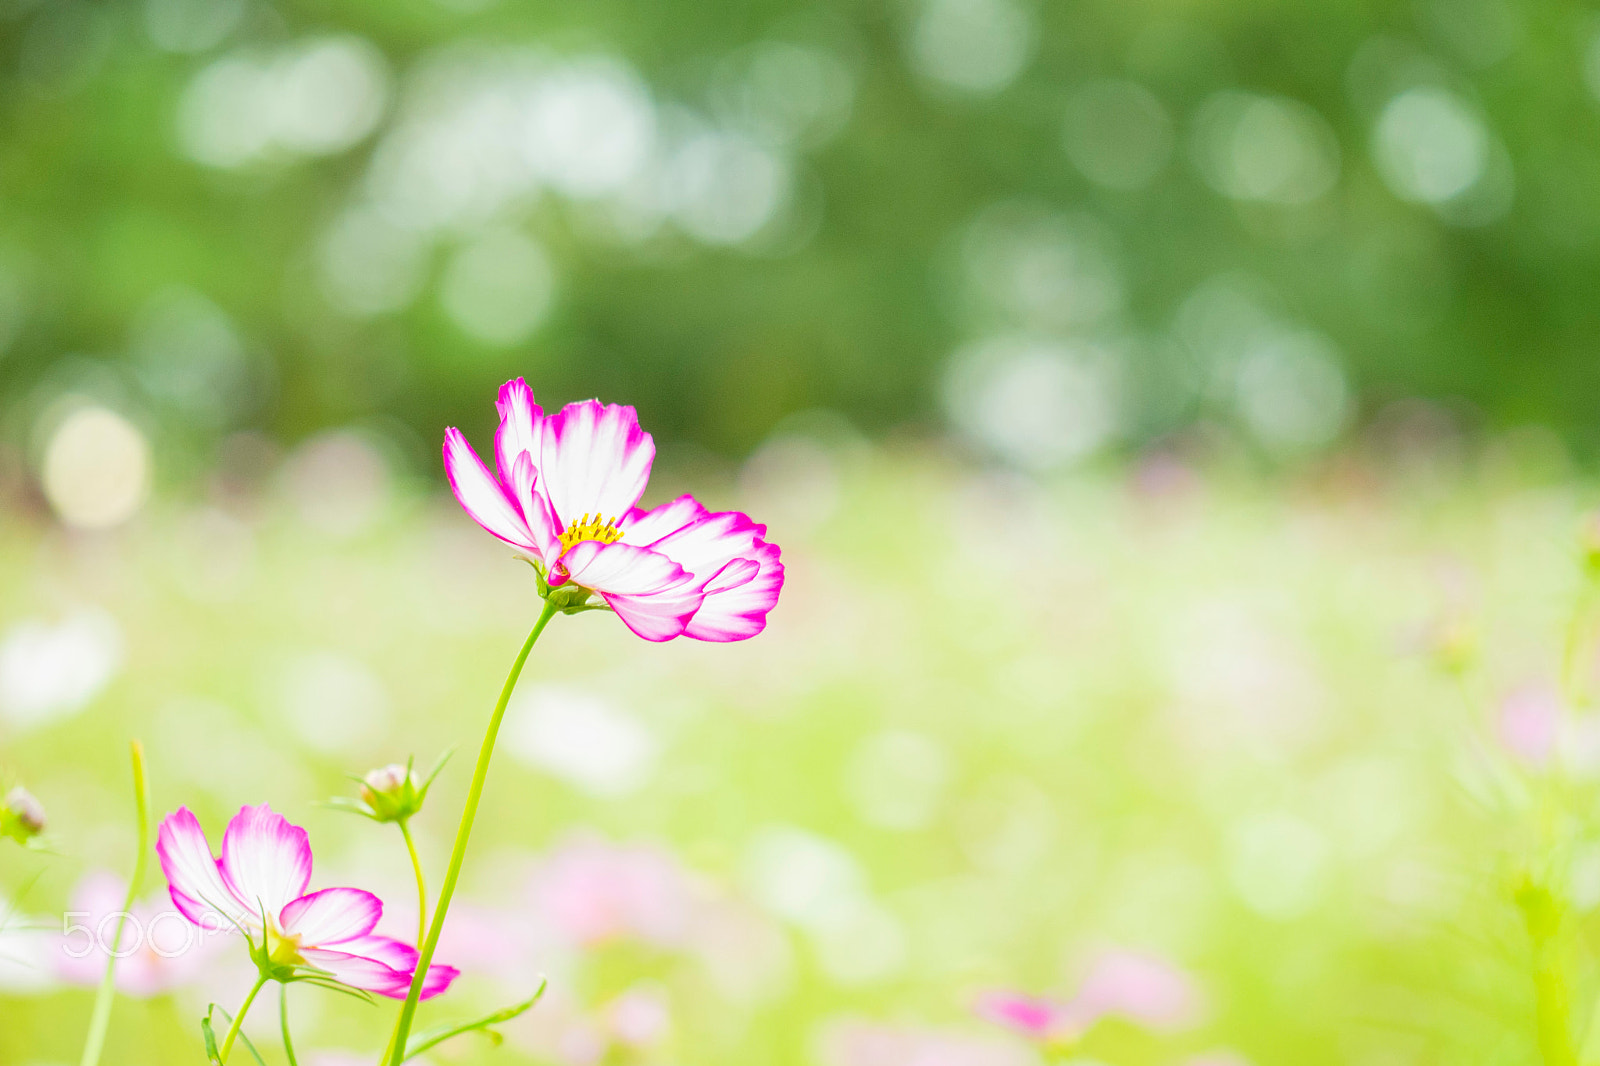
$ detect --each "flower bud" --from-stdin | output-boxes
[2,786,46,842]
[359,763,424,823]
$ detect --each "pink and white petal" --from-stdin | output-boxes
[328,936,460,1000]
[538,400,655,527]
[444,427,539,552]
[559,541,691,596]
[602,584,706,642]
[493,378,545,480]
[621,494,707,546]
[341,935,417,973]
[509,451,562,562]
[218,805,313,921]
[299,947,411,997]
[686,543,784,643]
[156,809,254,931]
[417,961,461,1000]
[703,557,759,594]
[279,888,382,948]
[646,511,767,583]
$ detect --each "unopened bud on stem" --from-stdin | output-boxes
[2,786,46,843]
[359,763,424,823]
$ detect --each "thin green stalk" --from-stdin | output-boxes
[79,740,150,1066]
[383,600,561,1065]
[280,983,299,1066]
[398,819,427,950]
[1520,881,1578,1066]
[220,973,269,1063]
[1564,580,1597,708]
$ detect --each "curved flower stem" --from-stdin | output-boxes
[398,819,428,951]
[79,740,150,1066]
[280,983,300,1066]
[220,973,269,1063]
[383,600,561,1065]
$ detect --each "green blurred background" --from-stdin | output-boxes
[2,0,1598,467]
[5,0,1600,1062]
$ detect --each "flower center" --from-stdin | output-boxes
[559,513,624,553]
[265,926,306,968]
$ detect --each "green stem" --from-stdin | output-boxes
[1521,882,1578,1066]
[79,740,150,1066]
[1564,581,1597,708]
[220,973,269,1063]
[383,601,560,1065]
[280,983,299,1066]
[1535,939,1579,1066]
[398,819,427,950]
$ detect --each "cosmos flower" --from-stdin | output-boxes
[443,378,783,642]
[157,804,457,1000]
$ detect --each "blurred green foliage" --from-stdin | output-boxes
[1,0,1598,465]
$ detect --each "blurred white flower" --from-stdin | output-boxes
[0,608,124,730]
[41,404,151,530]
[507,685,658,798]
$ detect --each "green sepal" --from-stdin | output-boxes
[320,795,382,821]
[402,979,548,1061]
[421,746,456,793]
[297,977,378,1005]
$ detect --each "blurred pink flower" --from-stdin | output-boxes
[158,804,457,999]
[444,378,784,641]
[975,948,1201,1043]
[527,834,694,948]
[972,990,1074,1041]
[1067,948,1201,1031]
[606,983,672,1047]
[1497,683,1562,768]
[56,870,221,996]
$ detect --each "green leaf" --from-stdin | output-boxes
[202,1005,268,1066]
[402,979,548,1061]
[201,1010,221,1065]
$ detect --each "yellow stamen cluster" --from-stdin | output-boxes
[560,513,624,552]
